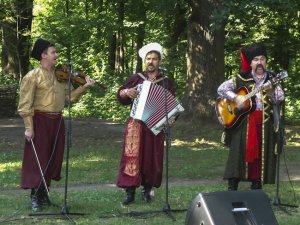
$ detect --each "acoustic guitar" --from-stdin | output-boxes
[215,71,288,129]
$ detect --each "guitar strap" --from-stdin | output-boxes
[137,73,147,80]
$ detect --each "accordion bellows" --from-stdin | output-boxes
[130,80,184,135]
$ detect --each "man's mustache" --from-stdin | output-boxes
[255,64,265,72]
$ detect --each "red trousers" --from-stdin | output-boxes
[21,113,65,189]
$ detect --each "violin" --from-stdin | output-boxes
[55,64,106,89]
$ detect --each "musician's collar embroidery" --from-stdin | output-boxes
[237,72,254,82]
[148,76,156,82]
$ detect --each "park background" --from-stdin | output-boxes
[0,0,299,224]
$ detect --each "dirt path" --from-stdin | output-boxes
[0,117,299,194]
[0,117,125,146]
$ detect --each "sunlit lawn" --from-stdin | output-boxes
[0,120,299,224]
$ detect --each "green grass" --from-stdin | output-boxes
[0,121,299,224]
[0,184,299,224]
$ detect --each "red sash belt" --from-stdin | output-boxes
[34,110,62,119]
[246,110,262,162]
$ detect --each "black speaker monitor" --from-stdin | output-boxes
[185,190,278,225]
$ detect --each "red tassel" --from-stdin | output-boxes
[240,50,251,72]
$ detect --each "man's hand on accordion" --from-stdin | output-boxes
[168,119,175,127]
[125,87,138,99]
[167,116,176,127]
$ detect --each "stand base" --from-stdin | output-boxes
[162,203,176,221]
[273,197,298,208]
[29,206,84,225]
[123,203,186,221]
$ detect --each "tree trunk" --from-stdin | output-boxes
[108,33,117,71]
[2,20,19,78]
[135,0,146,73]
[115,0,125,76]
[164,1,187,83]
[65,0,71,62]
[1,0,33,80]
[185,0,225,122]
[17,0,33,78]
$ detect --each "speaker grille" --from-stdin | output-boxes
[185,190,278,225]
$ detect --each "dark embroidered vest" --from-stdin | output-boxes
[235,71,255,92]
[235,70,274,123]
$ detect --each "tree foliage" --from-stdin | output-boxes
[0,0,299,123]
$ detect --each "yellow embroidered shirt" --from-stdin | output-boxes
[18,67,87,131]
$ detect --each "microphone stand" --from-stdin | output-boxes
[29,63,84,224]
[271,74,298,210]
[60,62,85,221]
[161,69,177,220]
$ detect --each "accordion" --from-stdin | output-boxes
[130,80,184,135]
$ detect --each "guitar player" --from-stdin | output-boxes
[217,42,285,191]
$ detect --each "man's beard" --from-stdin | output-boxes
[146,64,155,72]
[255,64,265,73]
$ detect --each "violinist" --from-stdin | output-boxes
[18,38,95,212]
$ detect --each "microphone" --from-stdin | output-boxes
[67,61,73,73]
[73,71,80,77]
[159,66,168,72]
[67,61,73,68]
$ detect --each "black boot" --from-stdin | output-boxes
[251,179,262,190]
[141,186,152,203]
[30,188,41,212]
[122,187,135,205]
[39,187,51,207]
[228,178,239,191]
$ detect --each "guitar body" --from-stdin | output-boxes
[215,86,256,129]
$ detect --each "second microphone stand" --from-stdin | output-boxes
[271,73,298,211]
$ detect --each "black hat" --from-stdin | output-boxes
[241,42,267,64]
[31,38,53,60]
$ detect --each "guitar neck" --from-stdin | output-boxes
[244,85,265,100]
[243,71,287,101]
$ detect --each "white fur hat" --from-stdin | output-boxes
[138,42,163,60]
